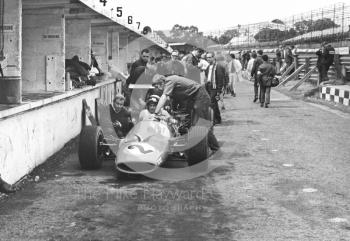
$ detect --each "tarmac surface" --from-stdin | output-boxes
[1,80,350,241]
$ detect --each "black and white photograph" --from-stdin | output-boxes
[0,0,350,240]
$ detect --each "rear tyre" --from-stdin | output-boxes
[78,126,104,170]
[186,124,209,173]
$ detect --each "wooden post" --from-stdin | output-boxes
[289,66,317,91]
[278,63,295,85]
[278,64,306,86]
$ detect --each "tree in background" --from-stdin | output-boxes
[294,18,339,34]
[217,29,240,45]
[155,24,218,49]
[271,19,285,25]
[253,18,339,42]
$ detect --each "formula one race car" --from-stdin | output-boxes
[78,86,211,177]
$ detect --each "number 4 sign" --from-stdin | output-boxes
[100,0,107,6]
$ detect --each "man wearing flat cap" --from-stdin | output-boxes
[165,51,185,77]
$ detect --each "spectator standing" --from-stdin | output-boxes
[129,49,149,76]
[242,50,251,70]
[227,52,242,97]
[275,46,283,74]
[291,45,298,57]
[165,50,185,76]
[205,52,226,125]
[251,50,264,102]
[246,52,256,79]
[284,45,294,73]
[198,53,209,84]
[258,55,276,108]
[155,55,168,76]
[183,48,202,83]
[316,42,335,84]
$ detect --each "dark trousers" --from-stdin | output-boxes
[208,88,221,123]
[260,85,271,104]
[318,65,330,83]
[254,76,260,100]
[194,86,219,151]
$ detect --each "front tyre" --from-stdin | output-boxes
[78,126,104,170]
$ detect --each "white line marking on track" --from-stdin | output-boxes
[329,218,348,223]
[302,188,318,193]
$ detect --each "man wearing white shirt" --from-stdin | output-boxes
[205,52,227,125]
[227,52,242,97]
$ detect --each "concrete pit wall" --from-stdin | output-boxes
[0,81,116,185]
[65,19,91,63]
[22,8,65,92]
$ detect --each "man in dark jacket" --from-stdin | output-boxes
[251,50,264,103]
[284,45,294,74]
[275,46,283,74]
[110,94,134,138]
[258,55,276,108]
[205,52,227,125]
[129,49,149,76]
[316,42,335,84]
[183,48,202,83]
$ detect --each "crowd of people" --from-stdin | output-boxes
[117,47,289,138]
[109,43,336,158]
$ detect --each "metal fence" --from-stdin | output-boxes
[224,3,350,48]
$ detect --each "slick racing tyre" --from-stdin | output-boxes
[78,126,104,170]
[186,126,209,168]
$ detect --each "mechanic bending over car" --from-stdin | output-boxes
[139,95,170,121]
[110,94,135,138]
[152,74,220,152]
